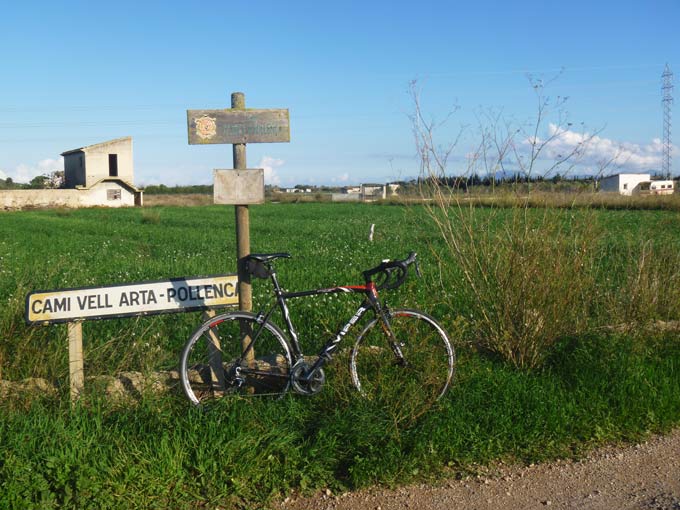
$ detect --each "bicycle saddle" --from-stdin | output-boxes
[247,253,291,263]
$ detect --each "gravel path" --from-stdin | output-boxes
[278,429,680,510]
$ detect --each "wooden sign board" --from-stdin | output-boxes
[187,108,290,145]
[214,169,264,205]
[26,275,239,325]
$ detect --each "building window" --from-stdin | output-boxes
[107,189,121,201]
[623,183,628,190]
[108,154,118,177]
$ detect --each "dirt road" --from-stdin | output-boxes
[279,429,680,510]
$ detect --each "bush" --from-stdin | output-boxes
[426,203,601,368]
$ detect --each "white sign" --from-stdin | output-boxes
[26,275,239,325]
[213,169,265,205]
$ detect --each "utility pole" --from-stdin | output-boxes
[662,64,674,179]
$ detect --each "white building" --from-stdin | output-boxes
[599,173,674,196]
[359,183,400,200]
[283,188,311,193]
[645,180,675,195]
[0,137,143,210]
[62,137,135,188]
[60,137,142,206]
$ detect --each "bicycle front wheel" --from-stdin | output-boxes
[350,308,455,418]
[180,311,292,405]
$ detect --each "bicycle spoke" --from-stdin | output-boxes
[351,309,455,422]
[180,313,292,405]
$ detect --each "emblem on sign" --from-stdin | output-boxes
[195,115,217,140]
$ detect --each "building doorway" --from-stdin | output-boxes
[108,154,118,177]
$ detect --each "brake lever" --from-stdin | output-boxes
[414,260,422,278]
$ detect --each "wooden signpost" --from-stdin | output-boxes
[187,92,290,358]
[187,108,289,145]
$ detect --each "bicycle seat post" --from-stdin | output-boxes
[268,265,279,290]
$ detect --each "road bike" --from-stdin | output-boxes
[179,252,455,411]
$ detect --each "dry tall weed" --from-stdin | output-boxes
[427,199,601,368]
[607,241,680,329]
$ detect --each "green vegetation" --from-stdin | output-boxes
[0,177,19,190]
[0,172,65,190]
[1,203,679,508]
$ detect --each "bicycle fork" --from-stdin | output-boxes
[374,303,408,367]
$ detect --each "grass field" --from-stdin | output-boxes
[1,202,680,509]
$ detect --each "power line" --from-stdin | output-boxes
[0,120,178,128]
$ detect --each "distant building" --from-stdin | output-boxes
[599,173,674,196]
[644,180,675,195]
[0,137,142,210]
[359,183,400,200]
[283,188,312,193]
[60,136,142,207]
[62,137,134,188]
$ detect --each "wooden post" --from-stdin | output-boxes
[67,322,84,403]
[231,92,254,365]
[202,309,226,395]
[187,92,289,374]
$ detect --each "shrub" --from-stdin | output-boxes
[427,202,601,368]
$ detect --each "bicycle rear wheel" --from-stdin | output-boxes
[350,308,455,419]
[180,311,292,405]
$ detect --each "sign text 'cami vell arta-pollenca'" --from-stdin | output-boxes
[26,275,239,324]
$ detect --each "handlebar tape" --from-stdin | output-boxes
[363,252,418,290]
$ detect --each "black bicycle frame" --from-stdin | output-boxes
[238,266,402,380]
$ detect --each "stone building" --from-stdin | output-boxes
[1,137,143,209]
[62,137,135,188]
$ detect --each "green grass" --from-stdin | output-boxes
[1,203,680,508]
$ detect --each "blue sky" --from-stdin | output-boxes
[0,0,677,187]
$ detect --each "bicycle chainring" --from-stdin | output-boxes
[290,360,325,395]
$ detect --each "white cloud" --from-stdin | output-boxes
[258,156,284,186]
[0,169,7,180]
[527,124,674,175]
[10,158,63,183]
[331,172,350,183]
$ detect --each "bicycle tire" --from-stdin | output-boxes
[349,308,455,418]
[180,311,292,405]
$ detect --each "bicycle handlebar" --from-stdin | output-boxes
[362,252,420,290]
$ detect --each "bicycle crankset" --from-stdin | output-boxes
[290,360,325,395]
